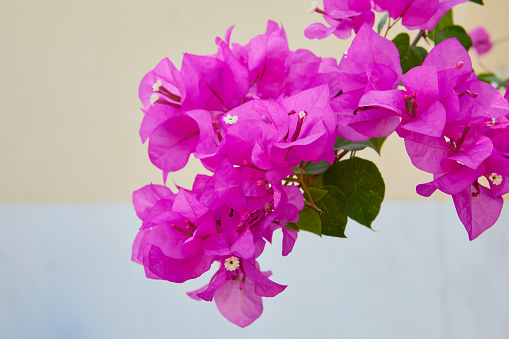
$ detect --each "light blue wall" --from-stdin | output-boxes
[1,202,508,338]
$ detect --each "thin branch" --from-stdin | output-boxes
[411,30,426,47]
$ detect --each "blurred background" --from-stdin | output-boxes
[1,0,508,338]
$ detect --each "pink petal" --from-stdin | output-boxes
[214,280,263,328]
[453,185,504,240]
[148,115,200,172]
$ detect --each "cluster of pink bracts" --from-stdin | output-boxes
[133,0,508,327]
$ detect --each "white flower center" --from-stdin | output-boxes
[343,51,348,58]
[307,1,318,14]
[152,79,162,92]
[150,93,159,105]
[150,93,159,106]
[489,173,503,186]
[224,256,240,271]
[298,111,307,119]
[223,113,239,125]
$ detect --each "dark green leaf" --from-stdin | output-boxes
[377,13,389,34]
[313,174,324,189]
[284,223,300,231]
[335,137,387,155]
[307,187,328,203]
[323,157,385,227]
[392,33,410,59]
[369,137,388,155]
[435,9,453,31]
[316,185,348,238]
[304,160,330,174]
[470,0,483,4]
[477,73,508,88]
[434,25,472,51]
[295,206,321,236]
[392,33,428,74]
[401,46,428,74]
[428,9,453,41]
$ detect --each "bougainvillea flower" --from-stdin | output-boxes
[469,27,493,56]
[404,134,454,174]
[232,21,290,99]
[270,85,337,166]
[138,57,184,110]
[305,0,375,40]
[180,54,240,111]
[398,66,447,137]
[133,184,174,220]
[188,259,286,327]
[139,104,181,143]
[373,0,469,31]
[485,152,509,198]
[148,115,200,172]
[337,25,402,82]
[452,184,504,240]
[332,24,403,140]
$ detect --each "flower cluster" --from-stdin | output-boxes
[133,0,508,327]
[133,21,340,327]
[338,29,509,240]
[305,0,469,40]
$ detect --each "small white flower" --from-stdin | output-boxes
[307,1,318,14]
[223,113,239,125]
[298,111,307,119]
[224,256,240,271]
[150,93,159,105]
[343,51,348,58]
[152,79,162,92]
[489,173,503,186]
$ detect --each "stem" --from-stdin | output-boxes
[384,16,391,38]
[299,162,315,207]
[411,30,425,46]
[305,201,322,214]
[384,16,401,38]
[336,150,349,163]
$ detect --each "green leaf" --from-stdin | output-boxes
[434,10,453,32]
[392,33,428,74]
[470,0,483,5]
[392,33,410,59]
[295,206,321,236]
[284,223,300,231]
[369,137,388,155]
[477,73,508,88]
[428,9,453,41]
[304,160,330,174]
[433,25,472,51]
[313,174,324,189]
[307,187,328,203]
[401,46,428,74]
[316,185,348,238]
[335,136,387,155]
[323,157,385,227]
[377,13,389,34]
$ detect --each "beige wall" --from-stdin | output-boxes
[0,0,507,203]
